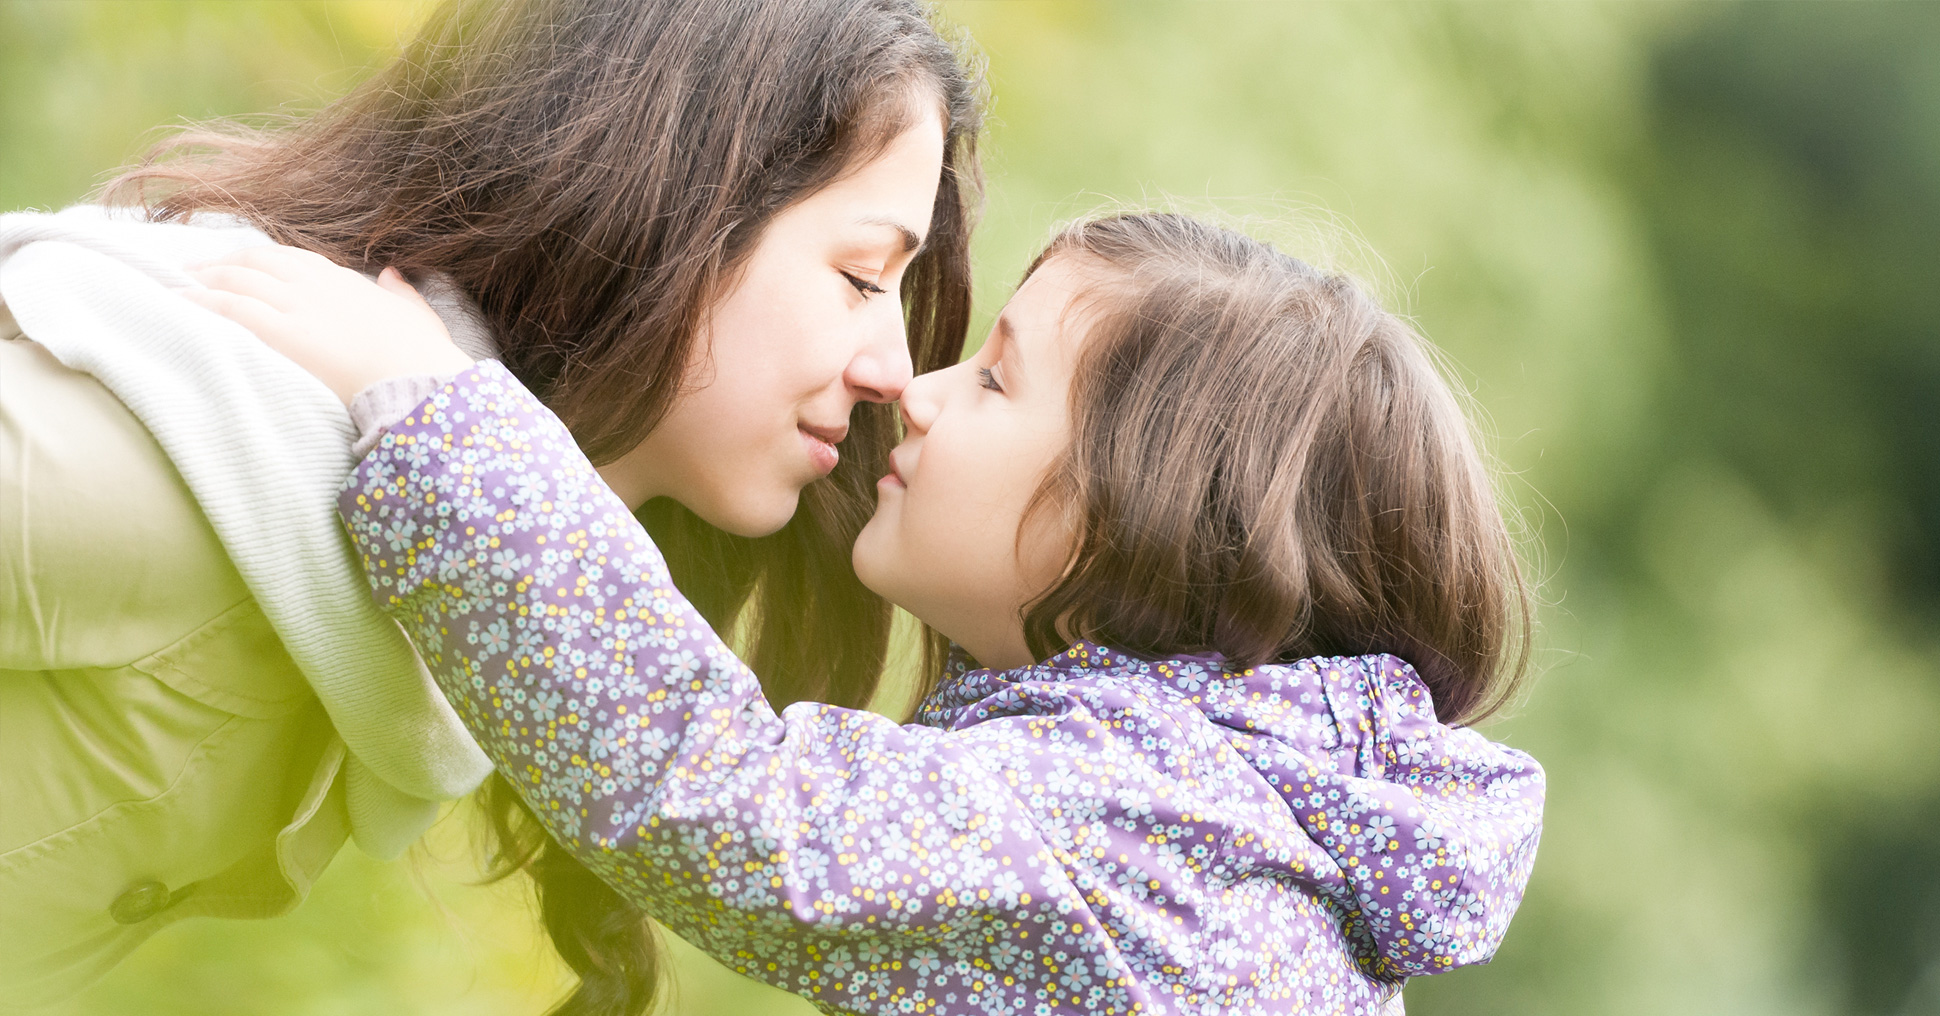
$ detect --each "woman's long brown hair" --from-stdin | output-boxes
[104,1,983,1012]
[1013,214,1530,726]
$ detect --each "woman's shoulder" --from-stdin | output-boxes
[0,203,269,270]
[0,331,251,670]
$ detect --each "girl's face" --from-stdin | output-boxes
[597,107,946,535]
[853,256,1098,671]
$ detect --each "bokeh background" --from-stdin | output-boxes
[6,1,1939,1013]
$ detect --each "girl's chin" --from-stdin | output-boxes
[850,520,899,594]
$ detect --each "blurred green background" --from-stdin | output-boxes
[6,1,1940,1013]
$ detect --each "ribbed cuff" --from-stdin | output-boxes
[347,373,456,459]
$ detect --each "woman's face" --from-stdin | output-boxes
[597,107,946,535]
[852,256,1098,671]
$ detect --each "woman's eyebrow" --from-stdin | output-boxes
[857,215,924,254]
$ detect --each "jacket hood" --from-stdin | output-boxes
[918,640,1546,980]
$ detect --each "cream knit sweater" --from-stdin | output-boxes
[0,204,494,858]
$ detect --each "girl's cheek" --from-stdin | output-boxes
[1012,422,1078,594]
[1013,494,1076,600]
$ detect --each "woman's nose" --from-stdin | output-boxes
[843,312,915,404]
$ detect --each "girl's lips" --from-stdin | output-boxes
[880,448,909,489]
[799,426,839,475]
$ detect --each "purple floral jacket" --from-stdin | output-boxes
[338,362,1545,1015]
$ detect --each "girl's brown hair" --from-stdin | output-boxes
[107,1,982,1013]
[1014,213,1529,726]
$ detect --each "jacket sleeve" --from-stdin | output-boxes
[335,362,1130,1013]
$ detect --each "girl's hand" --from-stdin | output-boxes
[182,246,474,406]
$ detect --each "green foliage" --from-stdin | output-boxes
[7,1,1939,1013]
[0,1,422,211]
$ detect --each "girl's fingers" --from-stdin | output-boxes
[375,266,433,310]
[187,263,300,314]
[201,244,343,283]
[184,250,464,405]
[178,287,300,350]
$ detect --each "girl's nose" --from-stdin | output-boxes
[898,364,944,436]
[844,312,915,404]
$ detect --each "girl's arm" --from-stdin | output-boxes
[182,250,1136,1007]
[340,361,1132,1012]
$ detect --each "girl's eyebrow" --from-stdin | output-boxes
[994,314,1027,383]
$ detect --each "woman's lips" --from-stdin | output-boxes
[798,425,841,475]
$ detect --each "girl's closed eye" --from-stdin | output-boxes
[842,270,888,296]
[977,366,1003,392]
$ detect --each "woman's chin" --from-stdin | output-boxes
[693,489,800,538]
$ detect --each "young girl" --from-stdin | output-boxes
[212,212,1544,1014]
[1,0,980,1005]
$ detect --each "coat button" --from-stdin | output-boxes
[109,880,174,925]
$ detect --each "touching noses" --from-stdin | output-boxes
[843,311,915,404]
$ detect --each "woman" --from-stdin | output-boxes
[0,0,981,1009]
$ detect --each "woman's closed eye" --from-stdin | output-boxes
[841,270,888,296]
[977,366,1004,393]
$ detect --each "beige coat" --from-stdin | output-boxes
[0,207,497,1005]
[0,323,350,1004]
